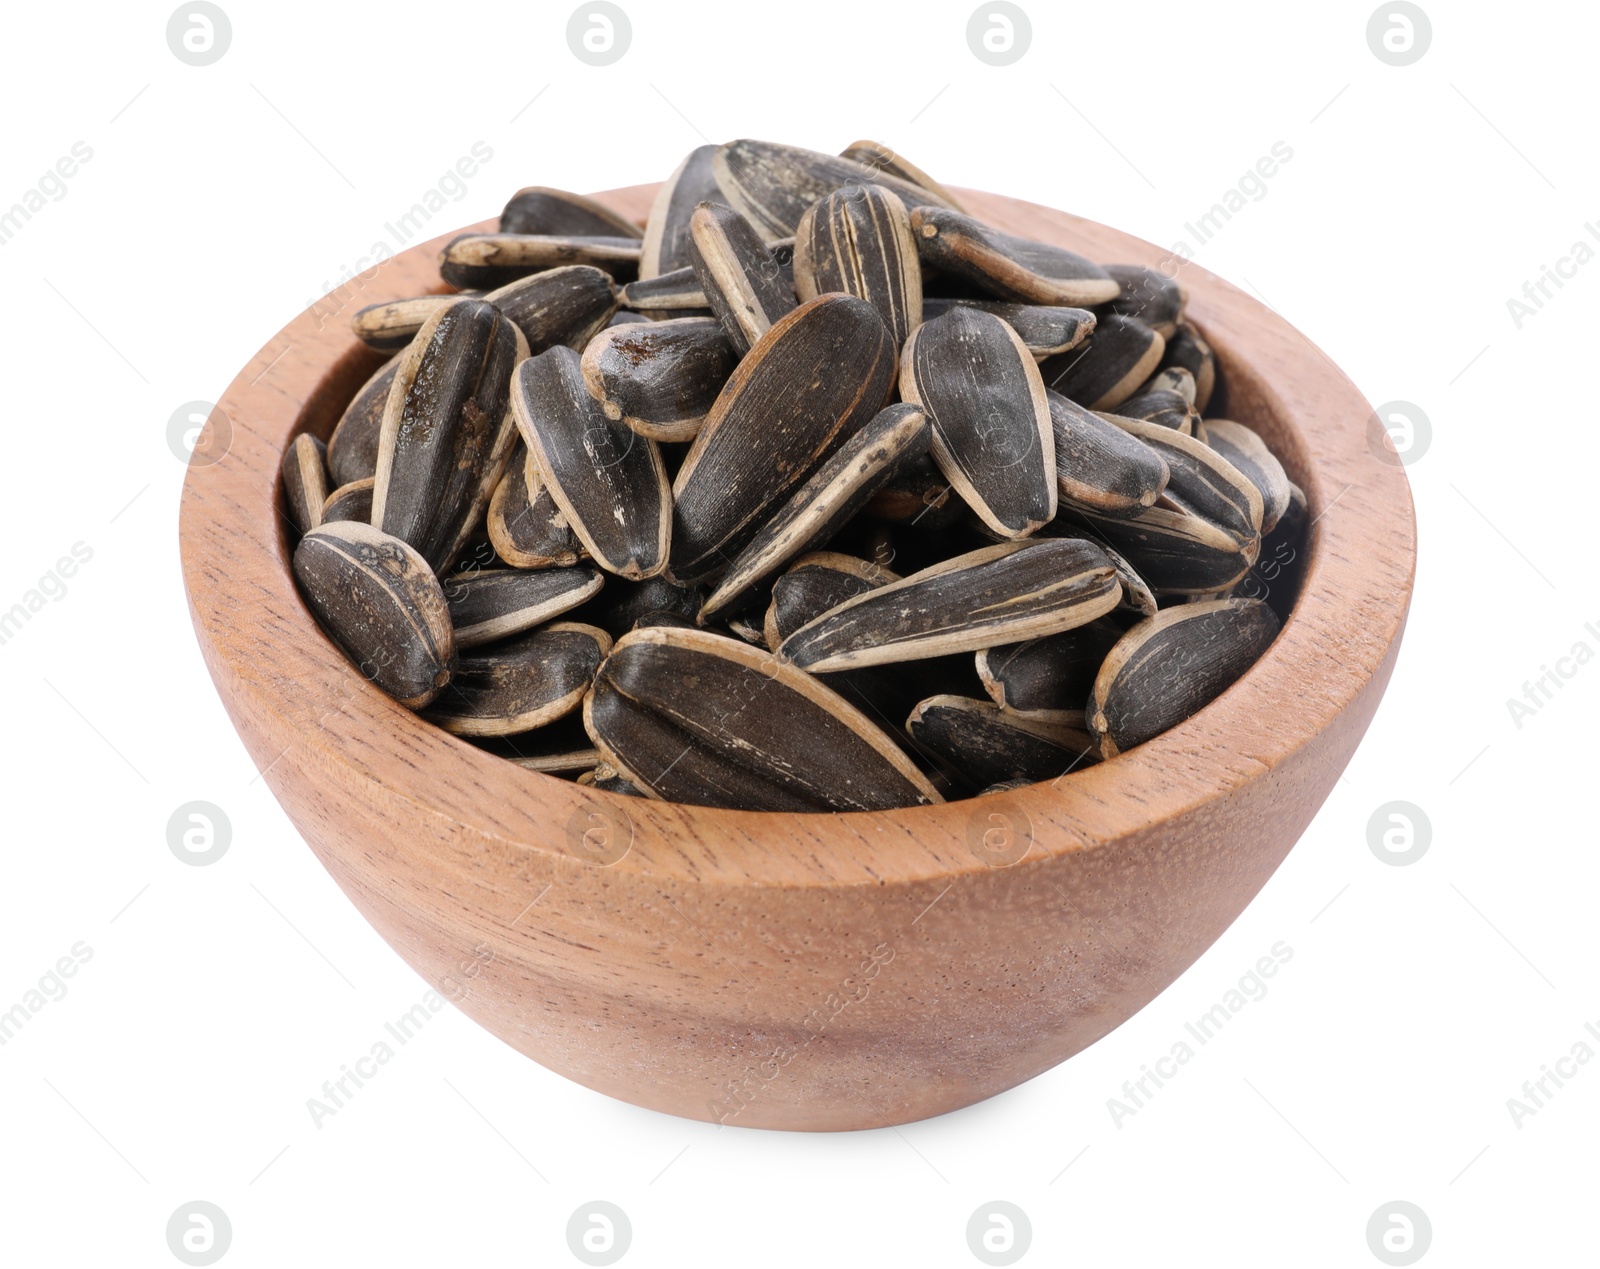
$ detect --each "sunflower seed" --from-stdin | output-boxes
[906,695,1095,787]
[632,611,698,632]
[584,625,943,810]
[712,138,951,240]
[292,521,455,709]
[1104,264,1185,337]
[511,346,671,580]
[1110,387,1198,435]
[577,762,647,796]
[372,298,526,574]
[1160,321,1216,412]
[616,269,708,311]
[640,145,723,279]
[281,433,328,535]
[762,553,899,649]
[1088,598,1279,757]
[1204,420,1292,535]
[444,565,604,649]
[1108,414,1262,538]
[486,443,584,570]
[1235,481,1307,620]
[499,186,642,239]
[1062,504,1257,596]
[578,316,736,444]
[1140,365,1197,406]
[780,538,1119,672]
[793,183,922,349]
[608,310,652,327]
[422,621,610,737]
[572,573,705,638]
[976,615,1126,724]
[978,778,1032,795]
[909,206,1120,307]
[438,233,642,290]
[900,308,1056,539]
[860,451,963,528]
[327,355,400,487]
[1040,312,1166,410]
[1046,389,1169,519]
[1101,543,1159,617]
[322,477,375,525]
[687,202,797,355]
[920,297,1095,359]
[838,139,967,212]
[482,264,618,353]
[699,404,930,622]
[351,295,460,352]
[670,293,896,584]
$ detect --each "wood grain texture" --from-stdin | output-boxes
[179,181,1416,1132]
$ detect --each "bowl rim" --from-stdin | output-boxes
[178,180,1416,892]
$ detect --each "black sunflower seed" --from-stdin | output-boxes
[322,478,375,525]
[281,433,328,535]
[1039,312,1166,410]
[327,355,400,487]
[483,265,618,354]
[1046,389,1169,519]
[1205,420,1292,535]
[486,443,585,570]
[1108,414,1263,538]
[906,695,1095,787]
[976,615,1126,724]
[438,233,642,290]
[422,621,610,737]
[687,201,798,356]
[761,553,900,650]
[640,145,724,279]
[838,139,967,212]
[579,315,736,444]
[793,183,922,349]
[351,295,459,353]
[921,297,1096,359]
[443,565,604,649]
[908,206,1120,307]
[1104,264,1186,337]
[1160,321,1216,412]
[499,186,643,239]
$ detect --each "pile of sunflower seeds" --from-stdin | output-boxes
[286,139,1305,812]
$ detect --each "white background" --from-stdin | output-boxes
[1,0,1595,1265]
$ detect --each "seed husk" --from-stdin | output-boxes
[641,145,725,280]
[976,615,1126,724]
[1102,543,1159,617]
[608,310,651,327]
[1088,598,1279,757]
[444,565,604,649]
[1110,387,1198,435]
[670,293,897,584]
[908,206,1120,307]
[617,268,709,311]
[486,444,585,570]
[423,621,610,737]
[322,477,375,525]
[1104,264,1185,337]
[1107,414,1263,538]
[372,298,527,574]
[793,183,922,349]
[482,265,618,354]
[978,778,1032,795]
[438,233,642,290]
[499,186,643,239]
[281,433,329,535]
[906,695,1095,787]
[780,538,1120,672]
[1160,321,1216,412]
[351,295,459,353]
[511,346,671,580]
[327,356,400,487]
[1140,365,1197,406]
[699,404,930,622]
[711,138,952,239]
[860,451,964,528]
[1040,312,1166,410]
[920,298,1096,359]
[1236,481,1307,622]
[762,553,899,649]
[900,308,1056,539]
[1204,420,1292,535]
[292,521,455,709]
[1061,504,1258,595]
[1046,389,1169,519]
[584,625,943,810]
[577,761,647,796]
[578,316,736,444]
[838,139,967,212]
[686,202,798,356]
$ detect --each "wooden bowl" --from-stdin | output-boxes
[179,183,1415,1131]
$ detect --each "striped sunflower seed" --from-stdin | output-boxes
[482,265,618,354]
[1110,387,1198,435]
[779,538,1120,672]
[1108,414,1263,538]
[511,346,671,580]
[670,293,896,584]
[906,695,1095,788]
[1104,264,1185,337]
[1047,389,1169,519]
[1159,321,1216,412]
[327,355,400,487]
[838,140,967,212]
[1140,365,1197,406]
[438,233,642,290]
[908,206,1120,307]
[1061,504,1258,596]
[281,433,329,535]
[499,186,643,239]
[579,316,736,443]
[698,403,930,623]
[920,298,1096,359]
[1204,420,1292,535]
[423,621,611,737]
[1040,312,1166,411]
[371,297,527,574]
[584,625,943,810]
[1088,598,1279,757]
[322,477,375,525]
[687,202,797,355]
[793,183,922,349]
[641,145,724,280]
[486,443,584,570]
[762,553,899,650]
[618,240,794,315]
[900,307,1056,539]
[444,565,604,649]
[975,615,1126,725]
[711,138,952,240]
[292,521,455,708]
[351,295,459,353]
